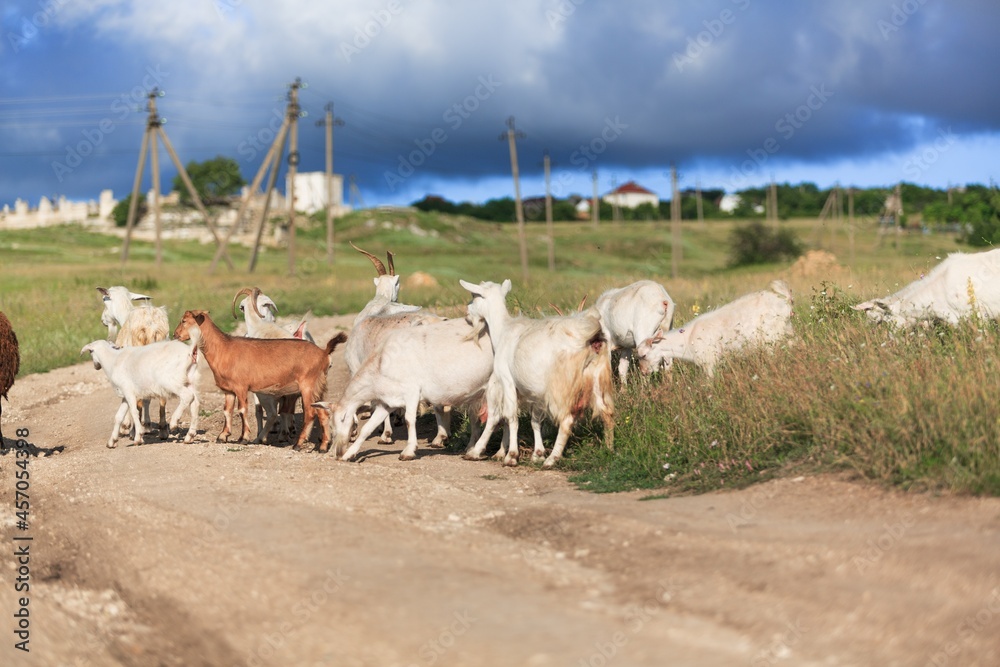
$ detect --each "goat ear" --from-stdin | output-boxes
[129,291,152,302]
[96,287,109,298]
[501,279,512,295]
[459,279,480,295]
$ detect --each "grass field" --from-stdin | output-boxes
[2,208,995,496]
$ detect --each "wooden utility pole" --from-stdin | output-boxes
[211,79,304,273]
[543,150,554,272]
[591,170,599,230]
[122,89,233,269]
[349,175,365,208]
[317,102,344,264]
[847,187,855,265]
[285,79,302,276]
[610,175,622,226]
[695,179,704,225]
[670,163,681,279]
[768,176,778,228]
[501,116,529,284]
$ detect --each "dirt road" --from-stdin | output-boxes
[1,315,998,666]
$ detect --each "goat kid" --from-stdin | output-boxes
[81,339,200,448]
[461,279,615,469]
[172,310,346,450]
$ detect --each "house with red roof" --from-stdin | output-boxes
[602,181,659,209]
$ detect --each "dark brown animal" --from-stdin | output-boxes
[0,311,20,446]
[172,310,346,450]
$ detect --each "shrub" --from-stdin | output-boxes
[728,221,803,267]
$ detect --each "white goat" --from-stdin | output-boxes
[636,280,794,378]
[591,280,675,384]
[317,316,494,461]
[460,279,615,469]
[344,243,443,444]
[81,339,200,449]
[854,248,1000,327]
[97,286,171,434]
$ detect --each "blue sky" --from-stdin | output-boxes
[1,0,997,210]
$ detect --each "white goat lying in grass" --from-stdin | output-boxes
[461,279,615,469]
[81,339,201,448]
[636,279,794,377]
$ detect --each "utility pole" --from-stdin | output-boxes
[848,186,855,266]
[122,88,233,270]
[543,150,554,272]
[610,174,622,226]
[768,175,778,228]
[501,116,528,284]
[670,163,681,279]
[695,179,704,226]
[349,174,365,208]
[317,102,344,265]
[591,170,599,230]
[212,78,304,273]
[285,78,303,276]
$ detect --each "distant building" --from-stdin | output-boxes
[602,181,658,209]
[285,172,351,217]
[0,190,115,229]
[718,193,741,214]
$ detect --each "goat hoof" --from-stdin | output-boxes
[503,456,519,467]
[106,442,117,449]
[542,459,557,469]
[399,452,416,461]
[462,452,484,461]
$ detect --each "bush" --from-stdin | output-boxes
[728,221,803,267]
[111,193,146,228]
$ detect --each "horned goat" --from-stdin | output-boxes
[0,312,19,446]
[80,339,201,448]
[854,248,1000,327]
[97,286,171,435]
[591,280,675,384]
[344,243,445,444]
[316,315,494,461]
[172,310,347,450]
[635,280,794,378]
[460,279,615,469]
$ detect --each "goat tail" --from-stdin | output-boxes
[325,332,348,355]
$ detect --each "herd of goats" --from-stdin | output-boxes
[1,244,998,466]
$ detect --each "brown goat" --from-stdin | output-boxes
[0,312,20,446]
[172,310,347,450]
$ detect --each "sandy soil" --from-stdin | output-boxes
[1,314,999,666]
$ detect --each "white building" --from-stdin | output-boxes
[285,172,351,216]
[602,181,659,209]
